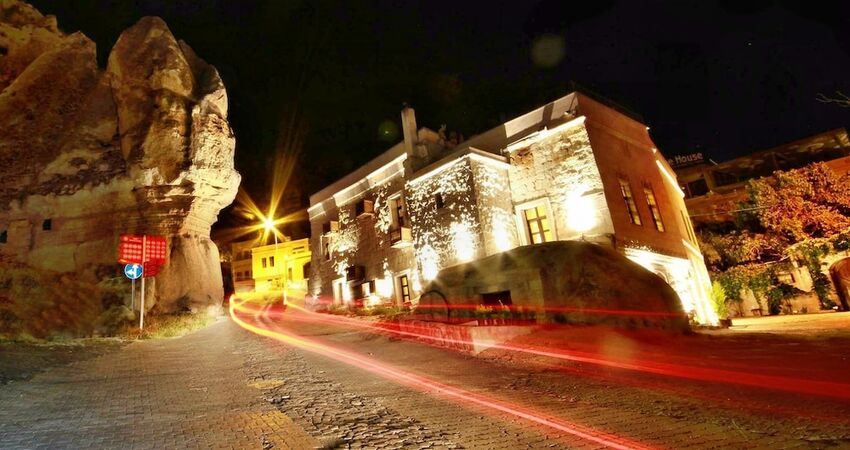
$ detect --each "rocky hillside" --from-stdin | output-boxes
[0,0,240,314]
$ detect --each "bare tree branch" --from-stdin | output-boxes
[816,91,850,107]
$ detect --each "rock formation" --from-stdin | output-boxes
[0,1,240,313]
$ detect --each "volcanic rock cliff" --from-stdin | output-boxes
[0,1,240,313]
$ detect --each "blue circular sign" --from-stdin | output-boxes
[124,263,143,280]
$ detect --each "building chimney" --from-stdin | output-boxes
[401,106,418,157]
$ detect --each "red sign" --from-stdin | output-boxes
[145,236,167,264]
[119,235,144,264]
[119,235,167,277]
[143,261,162,277]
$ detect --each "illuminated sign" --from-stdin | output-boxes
[667,152,704,169]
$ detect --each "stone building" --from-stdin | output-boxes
[308,92,717,324]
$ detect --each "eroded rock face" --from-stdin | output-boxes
[0,1,240,313]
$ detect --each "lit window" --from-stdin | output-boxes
[42,219,52,231]
[262,257,267,268]
[618,179,642,225]
[0,230,6,244]
[643,186,664,231]
[522,205,553,244]
[398,274,411,304]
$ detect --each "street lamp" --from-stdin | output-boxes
[263,218,287,308]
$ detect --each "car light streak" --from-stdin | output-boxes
[234,300,850,402]
[229,299,655,450]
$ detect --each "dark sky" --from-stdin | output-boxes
[30,0,850,235]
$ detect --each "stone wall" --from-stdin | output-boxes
[309,172,417,304]
[406,157,484,280]
[469,158,518,256]
[0,2,239,313]
[506,122,615,243]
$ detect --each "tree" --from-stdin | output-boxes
[698,162,850,312]
[746,163,850,242]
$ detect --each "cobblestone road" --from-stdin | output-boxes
[0,318,317,450]
[3,306,850,449]
[237,303,850,449]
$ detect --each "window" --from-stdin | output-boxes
[522,205,553,244]
[356,199,374,217]
[684,178,709,198]
[323,238,331,261]
[398,274,411,304]
[262,257,267,268]
[269,256,275,267]
[618,179,642,225]
[643,186,664,231]
[288,267,293,281]
[42,219,52,231]
[0,230,6,244]
[680,211,696,242]
[303,262,311,279]
[390,196,406,228]
[434,193,445,209]
[322,221,339,234]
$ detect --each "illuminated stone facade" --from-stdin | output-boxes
[308,92,717,324]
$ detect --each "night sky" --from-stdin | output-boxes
[30,0,850,237]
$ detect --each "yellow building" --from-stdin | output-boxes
[252,238,311,293]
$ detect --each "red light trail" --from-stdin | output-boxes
[230,298,656,450]
[236,299,850,402]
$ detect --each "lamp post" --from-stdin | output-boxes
[263,219,287,308]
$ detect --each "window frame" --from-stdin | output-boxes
[514,198,558,246]
[643,185,665,232]
[618,178,642,226]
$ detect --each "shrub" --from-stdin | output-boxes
[710,281,728,318]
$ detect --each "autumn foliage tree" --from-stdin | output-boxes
[699,162,850,312]
[747,163,850,242]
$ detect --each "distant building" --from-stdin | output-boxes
[674,128,850,222]
[252,238,311,293]
[308,92,718,324]
[671,128,850,315]
[231,240,255,293]
[229,237,311,294]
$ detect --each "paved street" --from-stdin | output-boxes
[0,319,317,450]
[2,302,850,449]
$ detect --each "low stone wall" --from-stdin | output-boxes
[396,319,536,354]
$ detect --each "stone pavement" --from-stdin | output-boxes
[237,304,850,449]
[3,307,850,449]
[0,318,317,450]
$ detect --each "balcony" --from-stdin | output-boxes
[356,199,374,217]
[390,226,412,248]
[322,220,339,234]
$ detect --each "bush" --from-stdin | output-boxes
[710,281,728,318]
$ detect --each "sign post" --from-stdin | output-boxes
[119,234,167,331]
[123,263,143,310]
[140,235,146,330]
